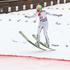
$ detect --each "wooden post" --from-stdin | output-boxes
[0,2,8,13]
[18,5,23,11]
[3,6,8,13]
[10,2,16,12]
[60,0,64,3]
[47,1,51,6]
[53,0,57,5]
[66,0,70,3]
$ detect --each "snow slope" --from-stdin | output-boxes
[0,3,70,60]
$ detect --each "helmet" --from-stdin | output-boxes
[36,4,42,12]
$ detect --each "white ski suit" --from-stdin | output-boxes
[36,11,49,46]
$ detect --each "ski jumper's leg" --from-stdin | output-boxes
[43,21,49,47]
[37,23,43,46]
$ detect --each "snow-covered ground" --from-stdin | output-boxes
[0,56,70,70]
[0,3,70,60]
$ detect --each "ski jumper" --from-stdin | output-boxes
[37,11,49,46]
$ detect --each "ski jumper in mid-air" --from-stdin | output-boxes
[35,4,62,47]
[36,5,49,47]
[25,4,62,48]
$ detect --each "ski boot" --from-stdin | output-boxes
[44,42,49,48]
[35,42,40,47]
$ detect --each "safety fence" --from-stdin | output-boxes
[0,0,70,13]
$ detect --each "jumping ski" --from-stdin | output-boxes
[32,34,55,51]
[19,31,47,51]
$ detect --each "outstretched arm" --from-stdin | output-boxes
[25,13,36,18]
[51,14,62,17]
[46,12,62,17]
